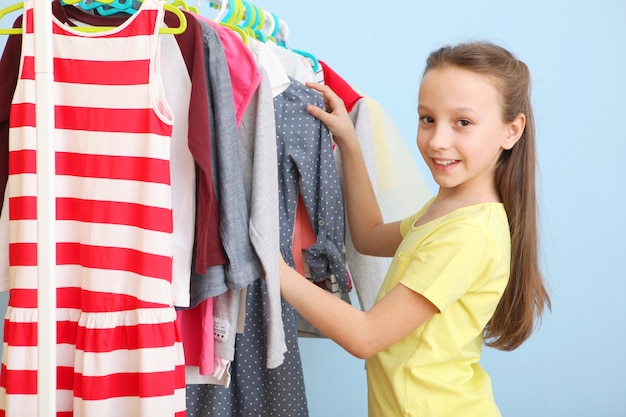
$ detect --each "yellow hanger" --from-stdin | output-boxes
[223,0,244,25]
[211,0,249,45]
[0,0,187,35]
[0,2,24,35]
[219,22,247,45]
[169,0,198,15]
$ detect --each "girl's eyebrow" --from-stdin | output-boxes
[418,104,478,114]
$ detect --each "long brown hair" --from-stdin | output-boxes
[424,42,551,350]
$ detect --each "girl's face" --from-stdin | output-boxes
[417,65,523,201]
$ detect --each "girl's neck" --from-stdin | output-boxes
[415,188,501,227]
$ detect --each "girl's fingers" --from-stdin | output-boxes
[305,82,342,110]
[306,103,332,125]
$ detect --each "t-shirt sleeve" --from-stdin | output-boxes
[400,212,421,237]
[399,222,496,312]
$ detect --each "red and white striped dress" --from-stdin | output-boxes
[0,0,186,415]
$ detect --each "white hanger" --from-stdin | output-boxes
[276,17,289,47]
[209,0,228,22]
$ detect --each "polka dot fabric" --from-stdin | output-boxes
[274,78,348,293]
[186,280,308,416]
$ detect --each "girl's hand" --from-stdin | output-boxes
[305,82,358,149]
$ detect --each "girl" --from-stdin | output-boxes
[278,41,551,416]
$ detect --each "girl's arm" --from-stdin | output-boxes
[284,83,438,358]
[280,256,438,359]
[305,82,402,257]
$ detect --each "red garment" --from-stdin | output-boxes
[319,60,363,112]
[291,194,317,276]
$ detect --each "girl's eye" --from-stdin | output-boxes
[419,116,434,124]
[456,119,472,127]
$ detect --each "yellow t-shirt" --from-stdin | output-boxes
[365,200,510,417]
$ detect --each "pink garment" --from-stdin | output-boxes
[177,299,215,375]
[193,15,262,126]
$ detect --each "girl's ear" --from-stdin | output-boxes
[502,113,526,150]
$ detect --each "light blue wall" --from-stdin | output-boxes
[1,1,625,416]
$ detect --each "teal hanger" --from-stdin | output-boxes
[250,4,268,42]
[292,48,320,72]
[241,1,254,28]
[223,0,244,25]
[57,0,186,32]
[96,0,136,15]
[77,0,106,11]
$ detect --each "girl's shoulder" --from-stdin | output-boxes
[402,198,508,236]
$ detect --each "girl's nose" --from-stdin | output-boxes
[428,125,452,150]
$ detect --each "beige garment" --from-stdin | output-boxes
[362,95,433,222]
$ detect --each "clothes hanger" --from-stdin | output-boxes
[94,0,136,16]
[268,11,279,38]
[274,17,289,47]
[292,48,320,72]
[222,0,244,25]
[64,0,187,34]
[76,0,114,12]
[250,3,268,42]
[269,17,320,72]
[0,1,24,35]
[0,0,187,34]
[238,1,265,41]
[209,0,248,45]
[170,0,198,14]
[209,0,228,23]
[240,0,254,28]
[259,9,276,42]
[232,1,253,38]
